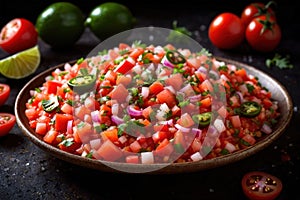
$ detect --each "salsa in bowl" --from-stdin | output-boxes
[15,42,293,173]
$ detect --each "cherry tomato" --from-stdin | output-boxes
[0,83,10,107]
[241,1,276,27]
[208,12,245,50]
[0,113,16,136]
[246,15,281,52]
[241,171,283,200]
[0,18,38,54]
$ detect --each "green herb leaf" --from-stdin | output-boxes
[266,53,294,69]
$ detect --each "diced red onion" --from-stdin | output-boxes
[225,142,236,153]
[189,94,202,102]
[261,123,272,134]
[90,138,101,150]
[192,128,202,137]
[127,106,143,117]
[206,125,218,137]
[235,91,244,103]
[197,66,208,74]
[91,110,100,123]
[161,55,175,68]
[179,84,194,96]
[111,115,124,125]
[29,90,36,96]
[67,120,73,134]
[64,62,72,71]
[175,123,191,133]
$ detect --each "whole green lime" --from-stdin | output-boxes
[85,2,136,40]
[36,2,85,49]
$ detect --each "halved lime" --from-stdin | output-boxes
[0,45,40,79]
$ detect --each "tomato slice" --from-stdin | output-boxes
[0,18,38,54]
[0,83,10,106]
[241,171,283,200]
[0,113,16,136]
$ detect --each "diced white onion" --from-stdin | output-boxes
[141,87,149,99]
[190,152,203,161]
[214,118,226,133]
[118,135,127,144]
[141,152,154,164]
[225,142,236,153]
[111,104,119,116]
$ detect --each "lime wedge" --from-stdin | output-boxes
[0,45,41,79]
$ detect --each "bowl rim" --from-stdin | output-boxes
[15,57,294,174]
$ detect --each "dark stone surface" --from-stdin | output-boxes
[1,0,299,199]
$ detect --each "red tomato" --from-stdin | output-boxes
[0,113,16,136]
[241,171,283,200]
[0,83,10,106]
[245,15,281,52]
[208,12,245,49]
[241,1,276,27]
[0,18,38,54]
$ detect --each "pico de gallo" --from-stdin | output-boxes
[24,41,280,164]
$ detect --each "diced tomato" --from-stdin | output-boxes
[60,103,73,114]
[242,134,256,146]
[114,57,135,74]
[165,73,183,91]
[101,128,118,143]
[173,130,186,149]
[58,138,82,153]
[46,80,63,94]
[35,122,48,135]
[74,122,92,144]
[43,129,58,144]
[177,113,194,127]
[157,89,176,108]
[200,97,211,108]
[74,106,91,120]
[108,84,129,102]
[152,131,169,143]
[129,140,142,153]
[25,108,39,120]
[234,68,248,81]
[119,43,130,50]
[199,79,213,92]
[129,47,144,60]
[116,74,132,86]
[154,138,174,157]
[85,96,100,111]
[55,113,73,132]
[142,106,153,120]
[126,155,139,164]
[105,70,117,85]
[230,115,241,128]
[149,81,164,95]
[97,139,123,161]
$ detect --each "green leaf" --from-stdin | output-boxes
[266,53,294,69]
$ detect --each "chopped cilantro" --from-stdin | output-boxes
[266,53,294,69]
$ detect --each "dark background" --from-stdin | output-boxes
[1,0,299,199]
